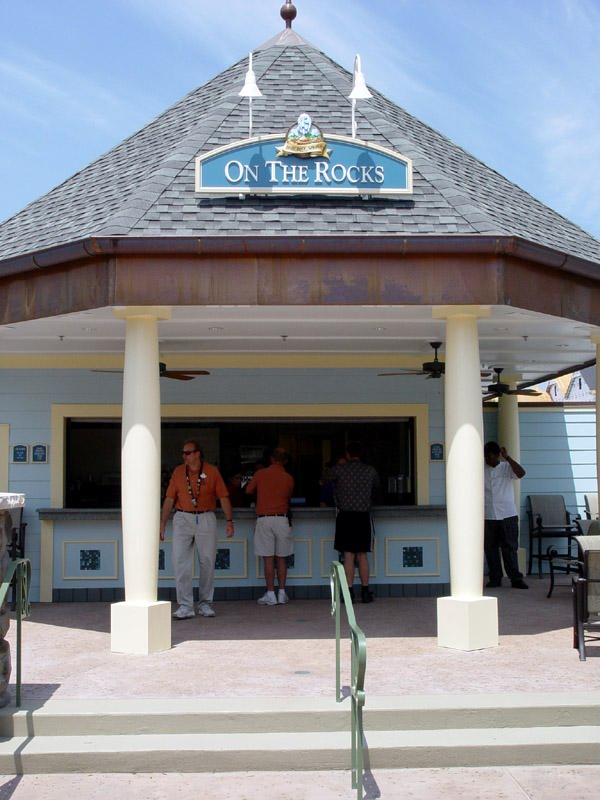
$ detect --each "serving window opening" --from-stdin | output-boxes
[65,418,415,508]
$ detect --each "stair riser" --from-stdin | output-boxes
[1,712,348,738]
[4,706,599,738]
[3,742,600,774]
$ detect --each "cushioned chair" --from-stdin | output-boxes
[585,493,599,520]
[572,534,600,660]
[548,519,599,598]
[526,495,577,578]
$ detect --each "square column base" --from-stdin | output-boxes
[437,596,498,651]
[111,601,172,655]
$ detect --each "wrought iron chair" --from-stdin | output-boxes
[8,507,27,611]
[572,535,600,661]
[548,519,599,597]
[526,495,577,578]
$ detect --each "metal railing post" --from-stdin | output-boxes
[330,561,367,800]
[0,558,31,707]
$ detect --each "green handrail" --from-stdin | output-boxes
[330,561,367,800]
[0,559,32,707]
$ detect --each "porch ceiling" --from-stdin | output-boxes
[0,302,596,387]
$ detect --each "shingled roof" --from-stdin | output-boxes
[1,29,600,265]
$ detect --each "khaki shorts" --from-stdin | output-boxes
[254,516,293,557]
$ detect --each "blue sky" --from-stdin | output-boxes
[1,0,599,239]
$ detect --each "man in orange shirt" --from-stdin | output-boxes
[246,447,295,605]
[160,440,234,619]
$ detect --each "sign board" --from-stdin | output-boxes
[31,444,49,464]
[11,445,28,464]
[430,443,444,461]
[195,115,412,197]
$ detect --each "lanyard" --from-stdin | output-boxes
[185,461,204,508]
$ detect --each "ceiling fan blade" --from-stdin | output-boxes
[161,372,196,381]
[174,370,210,375]
[378,370,427,377]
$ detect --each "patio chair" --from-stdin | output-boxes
[585,493,599,520]
[548,519,599,598]
[527,495,577,578]
[572,535,600,661]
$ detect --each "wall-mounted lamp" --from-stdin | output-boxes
[348,54,372,139]
[239,52,263,139]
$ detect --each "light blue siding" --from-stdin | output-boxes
[2,366,597,595]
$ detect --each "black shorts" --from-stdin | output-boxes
[334,510,373,553]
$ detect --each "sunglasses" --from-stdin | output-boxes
[182,450,197,456]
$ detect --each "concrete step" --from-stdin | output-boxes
[1,727,600,774]
[2,693,600,774]
[2,693,600,737]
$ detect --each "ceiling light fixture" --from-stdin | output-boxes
[348,54,372,139]
[239,52,263,139]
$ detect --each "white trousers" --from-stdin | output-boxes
[172,511,218,610]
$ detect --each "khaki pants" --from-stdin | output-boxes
[172,511,218,610]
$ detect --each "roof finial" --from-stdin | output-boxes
[280,0,297,29]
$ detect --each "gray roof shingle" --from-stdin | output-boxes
[1,37,599,265]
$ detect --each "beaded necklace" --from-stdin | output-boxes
[185,460,204,509]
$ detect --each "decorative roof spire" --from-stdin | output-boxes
[280,1,297,29]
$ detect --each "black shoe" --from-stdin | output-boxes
[361,586,374,604]
[511,579,529,590]
[486,579,502,588]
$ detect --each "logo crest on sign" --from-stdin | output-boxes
[276,113,332,159]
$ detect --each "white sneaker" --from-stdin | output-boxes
[257,591,278,606]
[172,606,195,620]
[277,590,289,604]
[198,602,216,617]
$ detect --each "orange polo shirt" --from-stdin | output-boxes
[166,462,228,512]
[246,463,294,515]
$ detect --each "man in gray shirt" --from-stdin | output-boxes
[330,440,379,603]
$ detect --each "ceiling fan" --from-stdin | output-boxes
[379,341,495,381]
[484,368,541,399]
[92,361,210,382]
[379,341,446,379]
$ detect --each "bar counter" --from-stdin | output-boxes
[37,506,449,601]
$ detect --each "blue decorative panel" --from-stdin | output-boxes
[386,538,439,577]
[258,538,312,579]
[62,540,118,580]
[402,546,423,568]
[215,548,231,571]
[158,548,165,572]
[321,538,376,578]
[213,539,248,580]
[80,549,101,571]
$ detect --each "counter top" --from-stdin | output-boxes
[37,505,446,521]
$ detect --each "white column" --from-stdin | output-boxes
[111,306,172,655]
[498,376,525,573]
[433,306,498,650]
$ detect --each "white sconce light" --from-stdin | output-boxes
[348,54,372,139]
[239,52,263,139]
